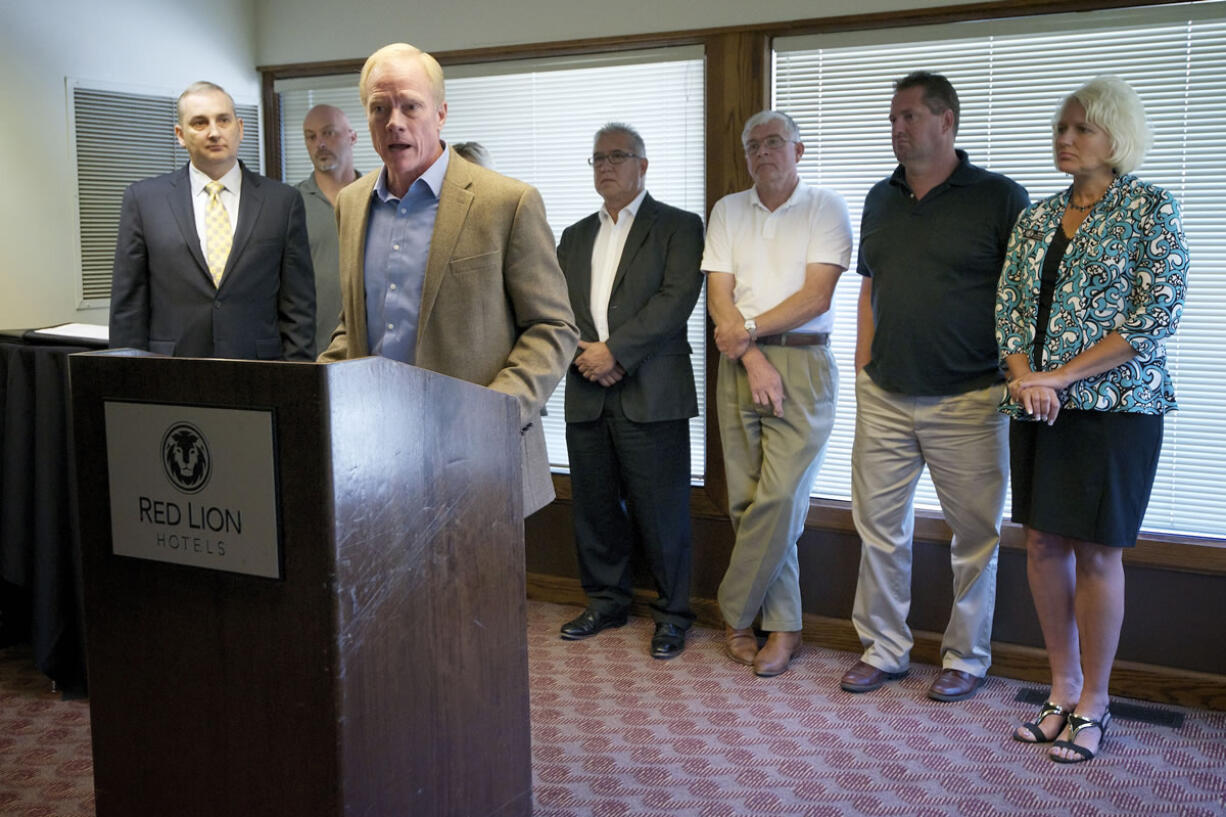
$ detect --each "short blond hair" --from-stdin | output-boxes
[358,43,445,106]
[1060,75,1152,175]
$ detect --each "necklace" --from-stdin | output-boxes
[1068,188,1106,213]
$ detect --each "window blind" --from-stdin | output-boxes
[277,48,707,479]
[774,1,1226,538]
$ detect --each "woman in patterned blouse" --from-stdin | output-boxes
[995,76,1188,764]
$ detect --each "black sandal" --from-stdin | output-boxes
[1013,700,1069,743]
[1050,710,1112,763]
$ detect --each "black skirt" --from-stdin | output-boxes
[1010,409,1163,547]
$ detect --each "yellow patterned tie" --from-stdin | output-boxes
[204,181,232,286]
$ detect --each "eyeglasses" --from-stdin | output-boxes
[743,135,794,154]
[588,151,640,167]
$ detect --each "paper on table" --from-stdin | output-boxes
[28,323,110,342]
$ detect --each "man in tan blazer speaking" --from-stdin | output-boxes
[319,43,578,516]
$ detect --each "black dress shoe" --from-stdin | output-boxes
[559,607,628,640]
[650,622,687,659]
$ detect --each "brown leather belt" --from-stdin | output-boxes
[756,332,829,347]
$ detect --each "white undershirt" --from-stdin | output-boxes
[588,188,647,341]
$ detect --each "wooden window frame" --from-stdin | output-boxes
[258,0,1226,575]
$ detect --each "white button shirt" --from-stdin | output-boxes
[588,188,647,341]
[188,161,242,252]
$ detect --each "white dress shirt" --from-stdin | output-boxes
[188,161,242,252]
[588,187,647,341]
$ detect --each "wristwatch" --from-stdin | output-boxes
[743,318,758,341]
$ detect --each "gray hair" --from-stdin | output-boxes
[593,122,646,158]
[177,81,236,124]
[741,110,800,147]
[453,141,492,168]
[1061,75,1152,175]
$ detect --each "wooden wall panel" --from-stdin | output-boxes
[700,30,769,514]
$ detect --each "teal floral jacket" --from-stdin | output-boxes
[995,174,1187,417]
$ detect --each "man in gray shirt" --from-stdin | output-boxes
[296,104,361,353]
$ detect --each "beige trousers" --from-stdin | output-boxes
[716,345,836,632]
[850,370,1008,676]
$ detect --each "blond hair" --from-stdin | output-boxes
[1060,75,1152,175]
[358,43,445,106]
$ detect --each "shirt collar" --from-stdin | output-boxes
[373,142,449,203]
[888,148,973,193]
[189,161,242,197]
[750,178,806,213]
[298,173,321,194]
[598,188,648,224]
[300,169,362,200]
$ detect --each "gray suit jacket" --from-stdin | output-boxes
[320,149,578,516]
[557,193,704,424]
[109,162,315,360]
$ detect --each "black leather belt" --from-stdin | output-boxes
[756,332,829,347]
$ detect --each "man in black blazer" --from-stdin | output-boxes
[556,123,704,659]
[110,81,315,360]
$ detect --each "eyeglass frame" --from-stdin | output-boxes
[588,151,643,167]
[743,134,797,155]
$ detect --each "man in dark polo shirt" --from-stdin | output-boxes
[839,71,1028,701]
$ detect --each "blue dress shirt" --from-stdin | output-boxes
[364,147,450,364]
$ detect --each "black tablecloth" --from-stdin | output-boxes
[1,341,90,693]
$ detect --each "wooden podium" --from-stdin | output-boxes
[70,351,532,817]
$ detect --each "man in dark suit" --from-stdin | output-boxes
[110,81,315,360]
[318,44,577,518]
[555,123,704,659]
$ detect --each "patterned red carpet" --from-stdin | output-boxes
[528,603,1226,817]
[2,601,1225,816]
[0,647,92,817]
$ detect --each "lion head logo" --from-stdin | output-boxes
[161,422,212,494]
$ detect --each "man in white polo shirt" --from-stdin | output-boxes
[704,110,852,677]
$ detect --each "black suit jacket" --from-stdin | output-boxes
[109,161,315,360]
[557,193,704,424]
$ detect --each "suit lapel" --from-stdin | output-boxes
[419,149,472,340]
[339,171,380,357]
[568,215,602,340]
[609,193,657,297]
[220,163,264,290]
[168,165,210,280]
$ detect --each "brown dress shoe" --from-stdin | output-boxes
[927,668,985,702]
[724,625,759,666]
[839,659,907,693]
[752,630,802,677]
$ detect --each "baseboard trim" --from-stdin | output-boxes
[526,572,1226,712]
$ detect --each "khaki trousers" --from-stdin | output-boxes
[850,370,1008,676]
[716,345,836,632]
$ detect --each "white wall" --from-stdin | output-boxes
[0,0,969,330]
[254,0,979,65]
[0,0,257,330]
